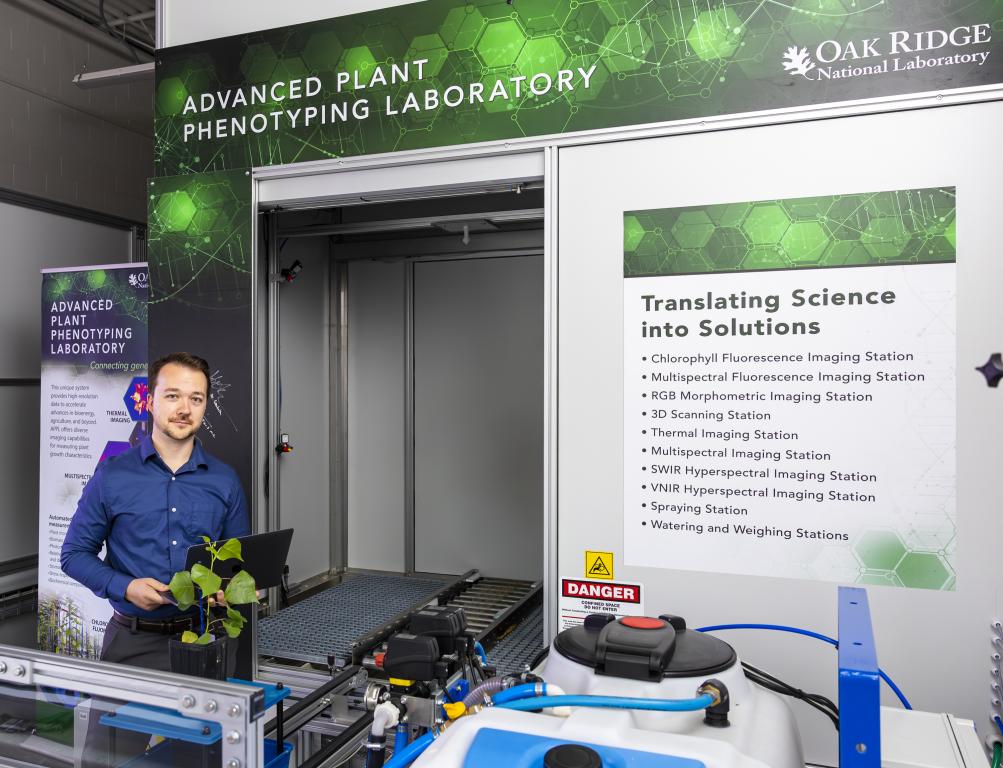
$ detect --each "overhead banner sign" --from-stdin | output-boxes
[155,0,1003,175]
[623,188,957,590]
[38,265,149,657]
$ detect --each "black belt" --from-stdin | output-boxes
[113,611,195,635]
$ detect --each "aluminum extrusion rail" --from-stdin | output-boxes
[264,664,361,741]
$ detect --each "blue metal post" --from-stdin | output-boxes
[838,586,881,768]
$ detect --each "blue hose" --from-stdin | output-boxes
[695,623,912,710]
[384,730,434,768]
[393,723,410,753]
[993,715,1003,738]
[498,693,715,713]
[491,683,546,706]
[474,642,488,665]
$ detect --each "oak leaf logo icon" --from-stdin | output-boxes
[783,46,816,78]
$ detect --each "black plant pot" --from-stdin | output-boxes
[169,634,235,680]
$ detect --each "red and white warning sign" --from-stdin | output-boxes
[559,577,645,631]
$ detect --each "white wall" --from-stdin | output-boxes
[0,201,131,593]
[557,102,1003,765]
[161,0,421,47]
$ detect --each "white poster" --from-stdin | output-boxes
[623,189,957,590]
[38,265,148,656]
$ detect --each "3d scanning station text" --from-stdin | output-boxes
[49,299,133,356]
[638,288,897,339]
[180,59,599,142]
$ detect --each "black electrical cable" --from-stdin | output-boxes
[742,661,840,731]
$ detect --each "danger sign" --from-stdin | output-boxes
[585,550,614,580]
[562,579,640,603]
[559,576,645,631]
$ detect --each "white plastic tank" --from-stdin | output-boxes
[413,613,804,768]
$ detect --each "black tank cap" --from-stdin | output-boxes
[544,744,603,768]
[553,613,736,680]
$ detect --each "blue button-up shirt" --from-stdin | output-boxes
[61,435,250,618]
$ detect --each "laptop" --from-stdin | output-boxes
[184,529,294,590]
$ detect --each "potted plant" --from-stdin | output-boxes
[167,536,258,679]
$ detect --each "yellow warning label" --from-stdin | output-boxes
[585,551,614,580]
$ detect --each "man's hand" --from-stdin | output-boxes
[125,578,171,611]
[207,590,226,608]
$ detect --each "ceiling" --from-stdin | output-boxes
[43,0,156,59]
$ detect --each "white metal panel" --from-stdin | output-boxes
[162,0,421,48]
[3,202,130,379]
[257,152,545,209]
[413,256,544,579]
[557,102,1003,765]
[347,260,406,572]
[276,238,331,585]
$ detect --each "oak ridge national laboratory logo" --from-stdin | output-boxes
[782,23,992,82]
[128,272,148,289]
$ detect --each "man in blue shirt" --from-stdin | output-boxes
[61,352,250,672]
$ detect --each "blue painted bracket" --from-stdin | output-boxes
[838,586,881,768]
[99,703,221,745]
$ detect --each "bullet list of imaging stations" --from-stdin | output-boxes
[632,347,929,540]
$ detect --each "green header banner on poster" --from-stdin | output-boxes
[155,0,1003,175]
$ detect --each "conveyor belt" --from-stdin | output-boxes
[443,577,537,637]
[483,604,545,677]
[258,573,449,666]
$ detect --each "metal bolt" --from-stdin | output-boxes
[228,704,241,718]
[0,662,6,674]
[226,731,241,744]
[14,666,25,678]
[182,695,196,709]
[201,726,211,736]
[400,697,408,705]
[205,700,218,713]
[226,760,241,768]
[856,744,867,754]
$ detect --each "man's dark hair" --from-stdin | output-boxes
[149,353,211,396]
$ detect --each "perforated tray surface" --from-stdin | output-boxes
[485,604,544,677]
[258,573,449,666]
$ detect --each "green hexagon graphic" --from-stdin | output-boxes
[86,270,107,289]
[440,6,486,51]
[273,57,308,83]
[340,46,380,86]
[187,207,219,236]
[705,227,749,269]
[360,23,409,61]
[742,204,791,245]
[155,191,197,233]
[240,43,278,83]
[515,36,569,80]
[624,215,645,251]
[944,216,956,249]
[514,0,573,29]
[156,77,188,117]
[894,552,952,590]
[671,211,715,249]
[741,245,790,272]
[706,203,749,229]
[687,7,744,62]
[854,531,907,571]
[303,31,345,72]
[820,241,872,267]
[861,216,909,261]
[476,19,528,68]
[598,0,656,25]
[781,221,828,263]
[406,34,450,78]
[600,23,653,73]
[858,570,903,588]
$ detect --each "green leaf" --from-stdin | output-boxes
[215,538,243,563]
[201,535,211,544]
[190,563,221,597]
[221,618,243,638]
[169,571,195,611]
[180,630,199,644]
[223,570,258,605]
[225,607,246,627]
[195,632,213,645]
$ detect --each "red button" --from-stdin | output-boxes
[621,617,667,630]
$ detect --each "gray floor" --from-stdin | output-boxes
[0,613,38,648]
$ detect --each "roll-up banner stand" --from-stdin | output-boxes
[38,264,149,657]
